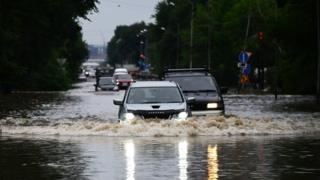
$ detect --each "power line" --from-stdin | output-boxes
[105,0,157,9]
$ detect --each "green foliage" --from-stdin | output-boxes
[104,0,317,93]
[146,0,318,92]
[0,0,98,92]
[107,22,147,66]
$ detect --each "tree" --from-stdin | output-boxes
[106,0,319,94]
[0,0,98,91]
[107,22,147,66]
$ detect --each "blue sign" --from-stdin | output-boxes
[239,51,249,63]
[243,64,251,75]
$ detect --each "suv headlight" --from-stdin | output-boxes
[124,113,135,121]
[207,103,218,109]
[177,112,188,120]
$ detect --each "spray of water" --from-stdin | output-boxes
[1,114,320,137]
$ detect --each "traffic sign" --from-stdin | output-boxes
[239,51,249,63]
[240,75,250,84]
[243,64,251,75]
[237,62,246,68]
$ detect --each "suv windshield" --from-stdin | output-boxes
[166,76,217,92]
[127,87,183,104]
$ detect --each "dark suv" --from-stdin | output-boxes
[163,68,225,115]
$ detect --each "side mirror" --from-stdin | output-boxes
[220,87,228,94]
[186,97,195,103]
[113,99,123,105]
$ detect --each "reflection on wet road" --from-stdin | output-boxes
[0,81,123,121]
[1,135,320,180]
[208,145,218,180]
[124,139,135,180]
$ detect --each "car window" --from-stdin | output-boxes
[114,74,132,80]
[166,76,217,92]
[127,87,183,104]
[115,68,128,73]
[99,78,113,84]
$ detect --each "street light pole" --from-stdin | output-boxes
[168,0,193,68]
[317,0,320,104]
[189,1,194,69]
[176,24,180,68]
[207,1,212,70]
[138,29,147,59]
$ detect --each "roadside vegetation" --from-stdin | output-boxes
[108,0,318,94]
[0,0,99,92]
[0,0,317,95]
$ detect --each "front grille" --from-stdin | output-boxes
[133,110,181,119]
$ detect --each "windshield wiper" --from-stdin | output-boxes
[183,89,216,93]
[183,90,196,93]
[162,101,182,103]
[197,89,216,92]
[145,101,162,104]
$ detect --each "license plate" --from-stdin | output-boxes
[123,83,127,86]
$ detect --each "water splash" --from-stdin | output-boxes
[1,115,320,137]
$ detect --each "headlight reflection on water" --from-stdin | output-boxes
[178,140,188,180]
[208,145,219,180]
[122,139,218,180]
[124,140,135,180]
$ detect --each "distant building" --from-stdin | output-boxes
[87,44,107,60]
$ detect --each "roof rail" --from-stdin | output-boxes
[165,68,208,72]
[163,68,209,77]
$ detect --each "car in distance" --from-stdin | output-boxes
[113,81,193,121]
[114,68,128,74]
[113,73,133,89]
[163,68,225,115]
[78,73,87,81]
[94,77,118,91]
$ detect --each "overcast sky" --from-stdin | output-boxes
[80,0,161,46]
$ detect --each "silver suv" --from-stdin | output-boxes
[113,81,193,121]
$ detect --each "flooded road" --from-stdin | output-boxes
[1,81,320,179]
[0,81,122,121]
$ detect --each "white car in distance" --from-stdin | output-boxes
[114,68,128,74]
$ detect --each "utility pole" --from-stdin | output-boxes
[207,1,212,70]
[189,1,194,69]
[176,24,180,68]
[243,14,252,51]
[274,2,278,100]
[317,0,320,104]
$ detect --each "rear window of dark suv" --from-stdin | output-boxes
[166,76,217,92]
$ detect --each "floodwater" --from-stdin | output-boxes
[1,81,320,179]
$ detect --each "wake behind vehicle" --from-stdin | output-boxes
[113,81,193,121]
[163,68,225,115]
